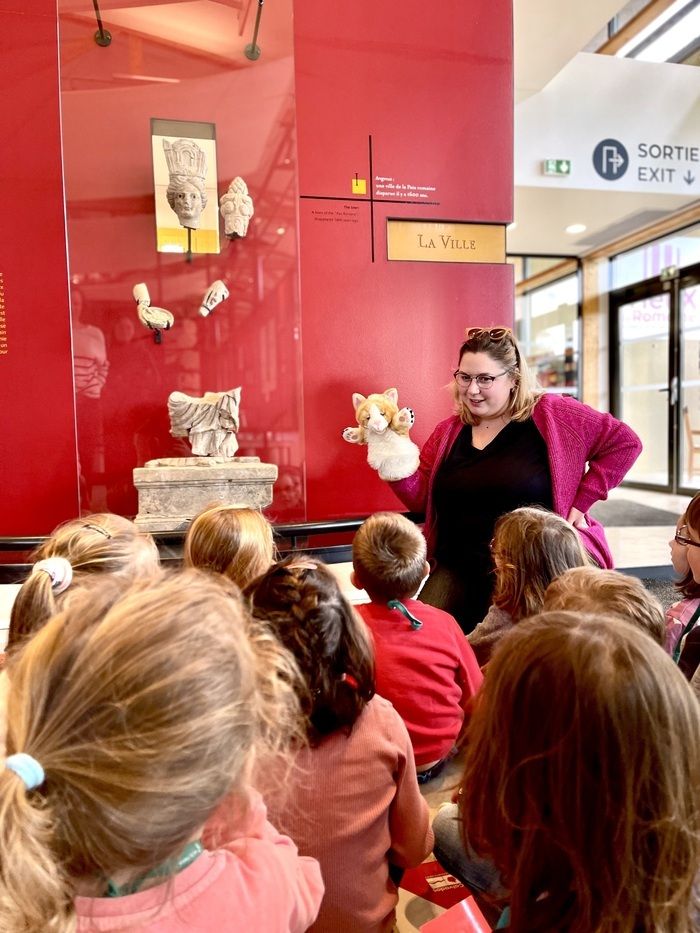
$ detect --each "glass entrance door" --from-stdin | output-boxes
[611,263,700,493]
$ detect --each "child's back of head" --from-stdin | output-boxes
[352,512,427,601]
[543,566,666,645]
[184,504,274,590]
[246,557,375,743]
[0,569,300,932]
[460,611,700,933]
[491,507,589,621]
[8,513,159,653]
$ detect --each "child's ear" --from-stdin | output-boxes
[423,561,430,577]
[352,393,366,411]
[350,569,362,590]
[383,388,398,405]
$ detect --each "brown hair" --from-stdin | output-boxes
[183,505,275,590]
[544,566,666,646]
[8,514,159,652]
[0,570,300,932]
[246,557,375,744]
[352,512,426,601]
[491,507,590,621]
[460,611,700,932]
[678,491,700,598]
[453,326,542,426]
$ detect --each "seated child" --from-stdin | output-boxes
[543,565,666,645]
[0,570,323,932]
[665,491,700,677]
[8,513,159,655]
[468,506,589,665]
[243,557,433,933]
[437,611,700,931]
[351,512,483,780]
[183,504,274,590]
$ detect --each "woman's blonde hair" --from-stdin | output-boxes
[453,326,542,426]
[8,513,159,652]
[544,566,666,646]
[184,505,274,590]
[0,570,300,933]
[491,507,589,621]
[460,611,700,933]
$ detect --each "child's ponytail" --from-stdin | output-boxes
[8,566,61,651]
[0,764,71,933]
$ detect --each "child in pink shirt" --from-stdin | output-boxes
[0,570,323,932]
[233,557,433,933]
[352,512,483,779]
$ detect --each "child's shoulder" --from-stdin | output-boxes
[666,595,700,623]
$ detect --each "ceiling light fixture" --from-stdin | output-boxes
[565,223,587,235]
[245,0,264,61]
[615,0,699,60]
[92,0,112,47]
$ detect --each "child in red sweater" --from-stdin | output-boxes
[352,512,483,781]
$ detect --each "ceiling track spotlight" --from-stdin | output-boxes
[244,0,264,61]
[92,0,112,47]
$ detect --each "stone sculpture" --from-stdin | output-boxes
[163,138,208,230]
[168,387,241,459]
[219,176,254,238]
[200,279,229,317]
[133,283,174,333]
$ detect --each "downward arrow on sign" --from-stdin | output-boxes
[684,171,696,185]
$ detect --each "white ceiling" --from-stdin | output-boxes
[511,0,700,257]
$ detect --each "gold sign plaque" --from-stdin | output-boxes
[387,220,506,264]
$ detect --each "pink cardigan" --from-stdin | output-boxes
[390,393,642,569]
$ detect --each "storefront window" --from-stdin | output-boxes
[611,223,700,289]
[515,272,580,395]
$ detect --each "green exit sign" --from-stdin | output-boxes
[543,159,571,177]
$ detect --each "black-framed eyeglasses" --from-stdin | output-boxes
[674,525,700,549]
[453,370,510,388]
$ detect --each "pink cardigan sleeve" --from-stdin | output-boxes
[570,408,642,514]
[389,419,452,513]
[387,719,435,867]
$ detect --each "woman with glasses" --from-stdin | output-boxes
[389,326,642,632]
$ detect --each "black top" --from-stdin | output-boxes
[431,419,553,620]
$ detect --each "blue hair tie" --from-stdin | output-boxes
[5,753,45,790]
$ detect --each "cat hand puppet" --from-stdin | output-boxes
[342,388,419,481]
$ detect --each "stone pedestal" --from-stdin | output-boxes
[133,457,278,532]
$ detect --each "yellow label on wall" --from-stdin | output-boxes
[352,177,367,195]
[387,220,506,263]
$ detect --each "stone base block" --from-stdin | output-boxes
[133,457,278,532]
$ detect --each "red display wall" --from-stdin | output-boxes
[2,0,512,535]
[0,2,80,535]
[294,0,513,519]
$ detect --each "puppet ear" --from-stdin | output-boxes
[384,388,398,405]
[352,393,366,411]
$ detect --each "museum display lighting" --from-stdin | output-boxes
[615,0,700,61]
[565,224,587,234]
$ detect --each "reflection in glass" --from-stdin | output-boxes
[515,273,580,395]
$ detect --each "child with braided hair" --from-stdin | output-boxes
[234,556,433,933]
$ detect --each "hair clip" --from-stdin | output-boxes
[32,557,73,595]
[340,673,359,689]
[82,523,112,539]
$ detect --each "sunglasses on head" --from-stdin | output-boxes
[465,326,512,342]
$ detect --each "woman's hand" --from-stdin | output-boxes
[567,507,589,529]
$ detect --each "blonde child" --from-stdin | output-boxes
[0,571,323,932]
[8,513,159,654]
[183,504,274,590]
[244,557,433,933]
[665,491,700,681]
[455,612,700,931]
[467,506,589,665]
[543,566,666,646]
[352,512,483,781]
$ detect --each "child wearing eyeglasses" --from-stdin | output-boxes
[666,491,700,684]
